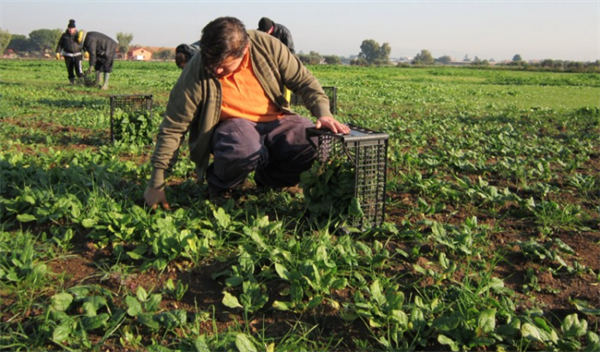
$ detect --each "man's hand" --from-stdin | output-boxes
[55,53,61,60]
[144,186,170,210]
[315,116,350,134]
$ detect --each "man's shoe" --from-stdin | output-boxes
[208,185,231,207]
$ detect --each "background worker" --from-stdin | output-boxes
[257,17,296,102]
[175,40,200,69]
[77,31,117,90]
[55,19,83,84]
[257,17,295,54]
[144,16,349,209]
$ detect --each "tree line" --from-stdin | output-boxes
[0,27,134,59]
[2,28,597,73]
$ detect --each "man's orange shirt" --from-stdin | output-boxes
[218,51,284,122]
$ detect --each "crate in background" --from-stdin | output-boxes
[306,124,389,229]
[291,86,337,115]
[109,94,153,143]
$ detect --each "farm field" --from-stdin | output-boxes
[1,59,599,351]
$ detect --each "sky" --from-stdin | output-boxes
[1,0,598,62]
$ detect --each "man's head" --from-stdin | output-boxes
[175,52,189,69]
[200,17,249,77]
[258,17,274,34]
[67,19,77,35]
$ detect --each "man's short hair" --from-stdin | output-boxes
[200,17,249,69]
[258,17,274,32]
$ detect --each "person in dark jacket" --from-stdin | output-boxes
[258,17,296,102]
[175,40,200,69]
[55,19,83,84]
[77,31,117,90]
[257,17,295,54]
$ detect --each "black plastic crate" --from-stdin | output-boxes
[291,86,337,115]
[305,124,389,229]
[109,94,154,143]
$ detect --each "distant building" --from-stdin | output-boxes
[127,47,153,61]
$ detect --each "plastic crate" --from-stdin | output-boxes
[291,86,337,115]
[306,124,389,229]
[109,94,153,143]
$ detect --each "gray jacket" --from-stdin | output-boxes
[149,30,330,188]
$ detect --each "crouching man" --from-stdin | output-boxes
[144,16,349,208]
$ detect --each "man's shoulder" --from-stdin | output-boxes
[275,23,292,33]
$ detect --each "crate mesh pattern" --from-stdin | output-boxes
[307,125,389,229]
[291,86,337,115]
[109,95,153,143]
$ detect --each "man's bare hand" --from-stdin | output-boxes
[143,186,170,210]
[315,116,350,134]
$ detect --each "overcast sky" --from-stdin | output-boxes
[1,0,598,62]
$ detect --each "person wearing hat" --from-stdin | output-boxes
[257,17,295,54]
[55,19,84,84]
[77,30,118,90]
[143,16,349,209]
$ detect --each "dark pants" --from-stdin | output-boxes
[207,115,317,191]
[95,52,115,73]
[64,55,83,81]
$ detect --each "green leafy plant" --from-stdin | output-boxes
[111,108,156,145]
[300,157,361,224]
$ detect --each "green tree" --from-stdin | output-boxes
[350,57,368,66]
[412,49,434,65]
[512,54,523,62]
[472,56,489,66]
[540,59,554,68]
[436,55,452,65]
[324,55,342,65]
[358,39,391,65]
[116,32,133,59]
[0,28,11,55]
[7,34,31,52]
[29,28,61,53]
[375,42,391,65]
[298,51,322,65]
[154,48,174,60]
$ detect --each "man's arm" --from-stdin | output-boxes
[145,57,209,207]
[282,30,295,54]
[86,39,97,68]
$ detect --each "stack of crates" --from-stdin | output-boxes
[307,125,389,229]
[109,94,154,143]
[291,86,337,115]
